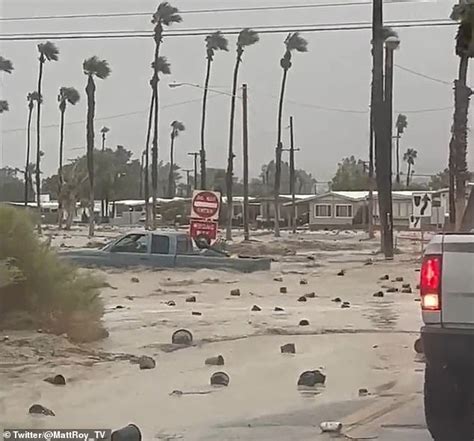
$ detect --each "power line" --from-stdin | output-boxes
[395,64,452,86]
[0,1,422,22]
[0,19,455,41]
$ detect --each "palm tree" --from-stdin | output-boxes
[25,92,41,206]
[150,2,182,228]
[57,87,80,226]
[403,148,418,187]
[394,113,407,184]
[0,57,13,114]
[83,56,111,237]
[0,101,8,113]
[201,31,229,189]
[225,28,259,241]
[100,126,110,151]
[168,120,185,198]
[450,4,474,229]
[274,33,308,237]
[35,42,59,233]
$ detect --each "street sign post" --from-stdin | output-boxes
[190,219,218,244]
[191,190,221,220]
[409,215,421,230]
[412,192,432,218]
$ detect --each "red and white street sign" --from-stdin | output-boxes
[190,219,218,243]
[191,190,221,220]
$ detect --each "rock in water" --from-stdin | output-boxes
[273,276,283,282]
[172,329,193,345]
[402,283,411,289]
[230,289,241,297]
[297,296,307,302]
[205,355,225,366]
[300,279,308,285]
[380,275,389,280]
[337,270,345,276]
[29,404,55,416]
[192,311,202,316]
[166,300,176,307]
[401,287,412,294]
[332,297,342,303]
[305,292,316,299]
[280,287,287,294]
[386,287,398,293]
[251,305,262,312]
[44,374,66,386]
[274,307,285,312]
[210,371,230,386]
[138,355,156,370]
[373,291,384,298]
[297,370,326,387]
[341,302,351,309]
[281,343,296,354]
[299,319,310,326]
[186,296,196,303]
[395,276,404,282]
[131,277,140,283]
[358,388,369,397]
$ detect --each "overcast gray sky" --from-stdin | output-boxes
[0,0,469,182]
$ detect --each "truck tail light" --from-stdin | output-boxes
[420,255,442,311]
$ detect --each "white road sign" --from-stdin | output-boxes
[412,192,432,218]
[409,215,421,230]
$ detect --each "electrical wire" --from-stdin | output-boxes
[0,20,455,41]
[395,64,452,86]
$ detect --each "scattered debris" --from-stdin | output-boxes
[138,355,156,370]
[274,307,285,312]
[414,338,424,354]
[273,276,283,282]
[416,283,420,290]
[358,388,369,397]
[298,370,326,387]
[414,298,421,302]
[332,297,342,303]
[28,404,55,416]
[305,292,316,299]
[386,287,398,293]
[402,283,411,289]
[373,291,384,298]
[380,275,389,281]
[205,355,225,366]
[337,270,345,276]
[251,305,262,312]
[44,374,66,386]
[401,287,412,294]
[297,296,307,302]
[131,277,140,283]
[280,287,288,294]
[364,259,373,266]
[111,424,142,441]
[115,305,125,310]
[125,295,134,301]
[395,276,404,282]
[281,343,296,354]
[230,289,241,297]
[172,329,193,345]
[1,336,9,342]
[299,319,310,326]
[186,296,197,303]
[320,422,343,434]
[300,279,308,285]
[210,371,230,387]
[341,302,351,309]
[307,255,315,261]
[192,311,202,316]
[166,300,176,307]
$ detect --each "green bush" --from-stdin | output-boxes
[0,205,105,340]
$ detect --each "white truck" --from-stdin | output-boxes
[421,233,474,441]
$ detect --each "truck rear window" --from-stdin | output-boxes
[151,235,170,255]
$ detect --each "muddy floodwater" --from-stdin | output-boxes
[0,228,426,439]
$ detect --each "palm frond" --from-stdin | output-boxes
[395,113,408,132]
[152,2,182,26]
[171,120,185,136]
[100,126,110,134]
[0,100,9,113]
[27,91,42,104]
[382,26,399,40]
[152,56,171,75]
[0,56,14,74]
[83,56,111,80]
[237,28,260,48]
[59,87,80,105]
[285,32,308,53]
[38,41,59,61]
[206,31,229,52]
[403,148,418,164]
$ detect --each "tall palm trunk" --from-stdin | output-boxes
[86,75,96,237]
[58,104,66,228]
[225,48,243,240]
[395,130,401,184]
[406,163,411,187]
[274,68,288,238]
[452,56,470,231]
[200,56,212,190]
[25,103,33,206]
[151,25,162,229]
[144,92,154,229]
[168,134,175,198]
[35,57,44,233]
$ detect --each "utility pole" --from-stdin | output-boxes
[140,150,146,199]
[183,168,193,197]
[287,116,299,234]
[242,84,250,241]
[372,0,393,258]
[188,152,200,193]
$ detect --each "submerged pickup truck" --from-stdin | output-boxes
[421,233,474,441]
[60,231,271,273]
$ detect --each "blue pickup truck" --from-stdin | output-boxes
[59,231,271,273]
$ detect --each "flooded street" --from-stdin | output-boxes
[0,229,428,439]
